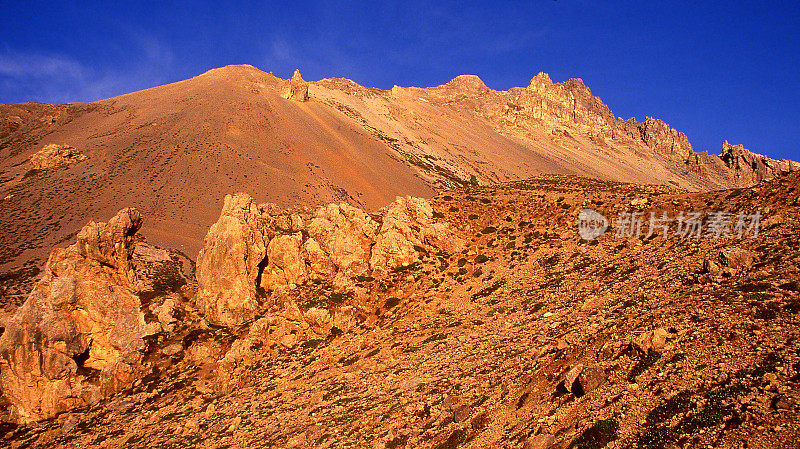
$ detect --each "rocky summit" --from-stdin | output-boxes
[0,168,797,448]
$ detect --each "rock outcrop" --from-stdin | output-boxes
[0,209,144,423]
[619,117,694,157]
[280,69,309,101]
[720,140,797,186]
[0,209,191,423]
[496,72,615,132]
[195,194,460,326]
[492,72,695,161]
[29,144,87,170]
[195,194,268,326]
[370,196,435,277]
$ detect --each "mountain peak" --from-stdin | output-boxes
[527,72,553,91]
[291,69,305,82]
[444,74,489,92]
[201,64,265,77]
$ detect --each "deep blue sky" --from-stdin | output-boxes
[2,1,798,160]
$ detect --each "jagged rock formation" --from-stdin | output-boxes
[0,209,190,423]
[720,140,797,186]
[510,72,616,131]
[28,144,87,170]
[618,117,693,157]
[196,193,460,326]
[194,194,268,326]
[280,69,309,101]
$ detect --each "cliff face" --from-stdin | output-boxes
[719,140,797,186]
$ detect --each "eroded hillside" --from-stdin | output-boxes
[1,172,798,448]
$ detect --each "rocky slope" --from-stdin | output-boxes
[0,172,798,448]
[1,65,795,284]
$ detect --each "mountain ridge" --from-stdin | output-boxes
[0,64,795,277]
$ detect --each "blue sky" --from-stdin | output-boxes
[2,0,798,161]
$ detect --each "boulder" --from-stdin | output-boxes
[633,328,670,354]
[0,209,149,423]
[718,247,755,270]
[29,144,87,170]
[561,364,606,397]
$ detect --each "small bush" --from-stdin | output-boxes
[570,418,619,449]
[637,427,674,449]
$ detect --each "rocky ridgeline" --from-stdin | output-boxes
[440,72,693,160]
[720,140,797,186]
[424,71,795,188]
[0,194,457,423]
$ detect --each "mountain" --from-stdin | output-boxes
[0,64,795,279]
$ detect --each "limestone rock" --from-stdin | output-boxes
[307,203,378,277]
[196,193,267,326]
[370,196,432,275]
[29,144,87,170]
[280,69,309,101]
[304,307,332,336]
[196,194,448,326]
[0,209,149,423]
[76,207,142,275]
[260,232,306,291]
[302,238,336,281]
